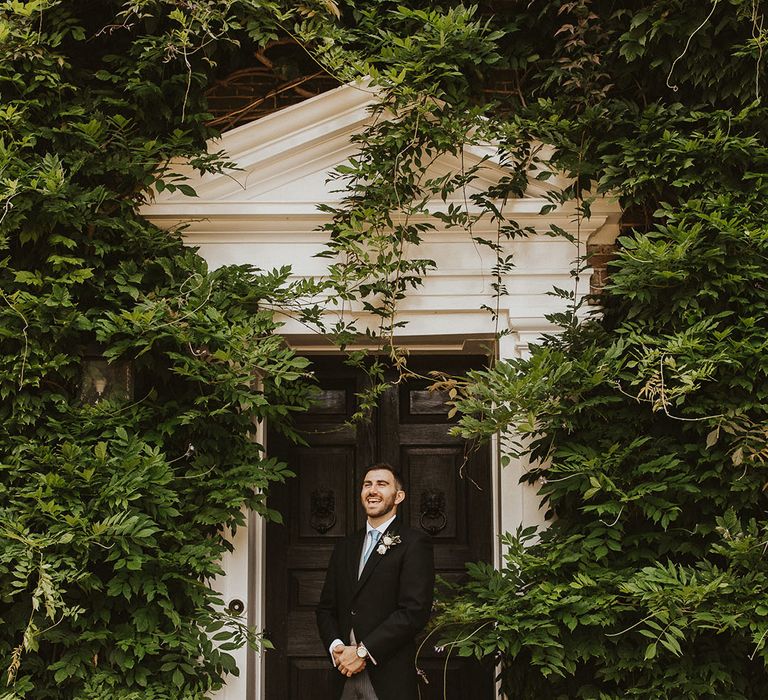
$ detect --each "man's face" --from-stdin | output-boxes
[360,468,404,523]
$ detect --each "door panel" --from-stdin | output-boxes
[266,356,493,699]
[295,446,353,539]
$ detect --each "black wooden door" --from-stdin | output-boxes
[265,356,493,700]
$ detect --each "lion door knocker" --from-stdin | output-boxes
[310,488,336,534]
[419,489,447,535]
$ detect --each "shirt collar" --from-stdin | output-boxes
[367,513,397,536]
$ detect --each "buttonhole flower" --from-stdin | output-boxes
[376,532,401,555]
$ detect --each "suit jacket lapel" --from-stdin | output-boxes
[348,528,366,584]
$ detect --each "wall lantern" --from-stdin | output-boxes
[80,347,134,404]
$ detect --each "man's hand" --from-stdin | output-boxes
[334,645,366,677]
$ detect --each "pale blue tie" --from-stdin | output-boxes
[359,530,380,577]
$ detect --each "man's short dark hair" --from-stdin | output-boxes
[364,463,405,491]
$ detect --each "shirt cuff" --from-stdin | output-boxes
[329,639,344,666]
[359,641,377,666]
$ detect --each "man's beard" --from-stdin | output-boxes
[363,493,396,519]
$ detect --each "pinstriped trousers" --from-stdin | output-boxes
[339,669,379,700]
[339,629,379,700]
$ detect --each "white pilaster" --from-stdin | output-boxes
[209,520,250,700]
[496,331,549,547]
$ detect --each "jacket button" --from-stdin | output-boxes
[351,610,356,616]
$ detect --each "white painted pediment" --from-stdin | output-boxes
[143,80,579,213]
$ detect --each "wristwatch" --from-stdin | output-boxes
[356,643,368,659]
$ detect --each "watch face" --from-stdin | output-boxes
[357,646,367,658]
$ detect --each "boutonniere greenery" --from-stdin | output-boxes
[376,532,401,555]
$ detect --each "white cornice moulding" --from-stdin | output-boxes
[274,308,550,336]
[143,203,618,244]
[144,198,615,217]
[216,79,377,162]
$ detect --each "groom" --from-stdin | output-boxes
[316,463,435,700]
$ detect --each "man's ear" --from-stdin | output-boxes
[395,490,405,505]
